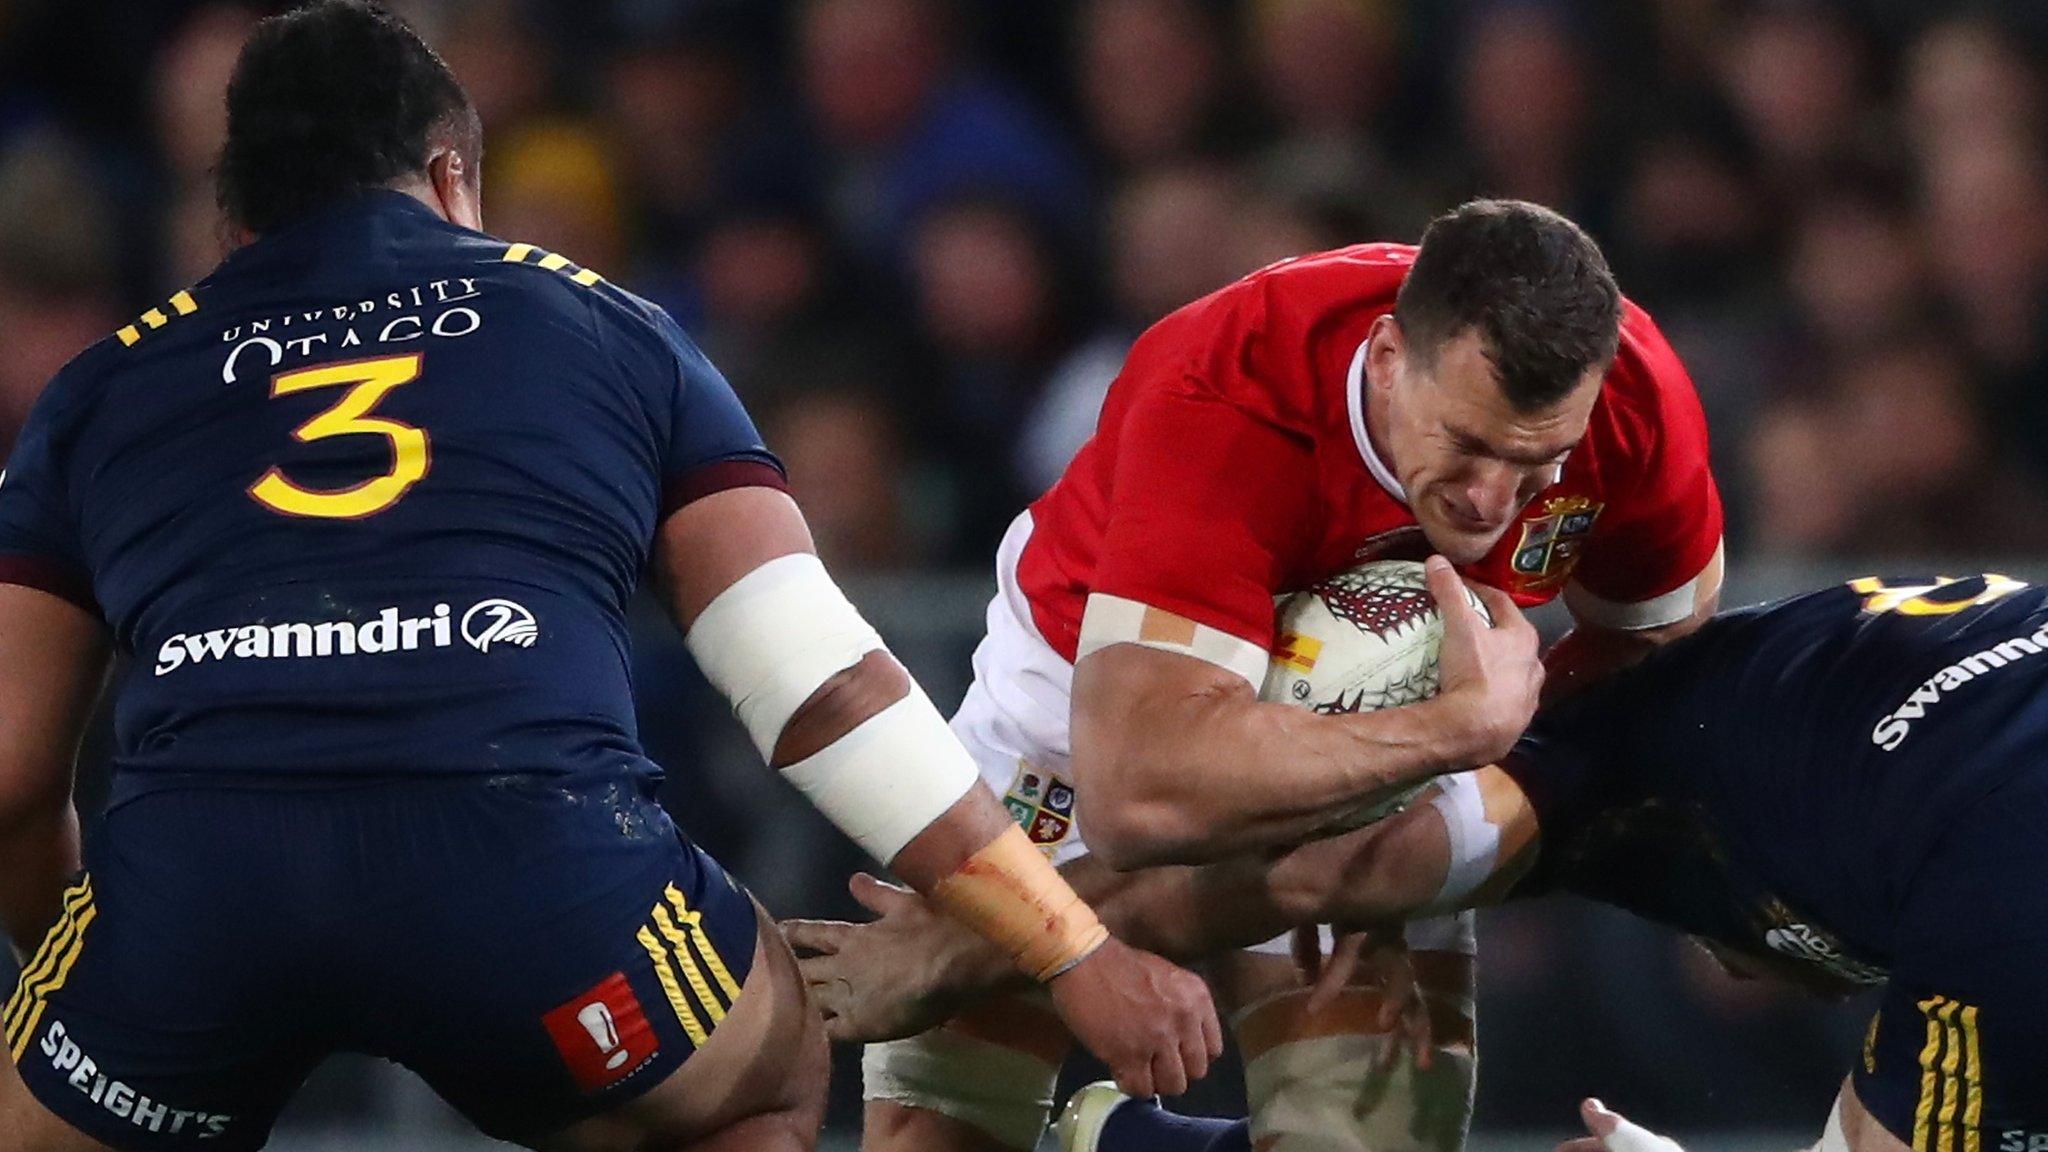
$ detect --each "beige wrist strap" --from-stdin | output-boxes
[930,824,1110,982]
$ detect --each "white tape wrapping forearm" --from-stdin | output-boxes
[686,553,976,861]
[1422,773,1499,916]
[781,689,978,861]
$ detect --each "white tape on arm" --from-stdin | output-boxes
[685,552,976,862]
[685,552,884,758]
[1598,1112,1686,1152]
[781,685,978,862]
[1422,772,1499,915]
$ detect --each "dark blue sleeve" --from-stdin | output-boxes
[0,376,96,613]
[641,309,786,517]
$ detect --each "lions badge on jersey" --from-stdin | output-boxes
[1003,763,1077,851]
[1510,495,1603,593]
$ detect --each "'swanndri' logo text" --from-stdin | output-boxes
[1871,618,2048,750]
[154,598,537,676]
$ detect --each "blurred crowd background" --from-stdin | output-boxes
[4,0,2046,1143]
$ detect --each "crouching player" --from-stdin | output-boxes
[825,198,1725,1152]
[804,572,2048,1151]
[0,5,1217,1152]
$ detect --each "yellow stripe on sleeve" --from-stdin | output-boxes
[501,243,535,264]
[116,326,142,347]
[570,268,603,287]
[140,309,168,330]
[537,252,571,272]
[636,926,708,1046]
[663,886,742,1002]
[169,290,198,316]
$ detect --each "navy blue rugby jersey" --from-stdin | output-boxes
[0,191,783,781]
[1507,574,2048,981]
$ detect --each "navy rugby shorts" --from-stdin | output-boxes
[2,773,758,1150]
[1854,771,2048,1150]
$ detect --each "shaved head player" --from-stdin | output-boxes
[0,5,1219,1151]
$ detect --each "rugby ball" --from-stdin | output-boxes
[1260,561,1491,825]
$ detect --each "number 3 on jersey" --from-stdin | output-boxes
[249,353,429,519]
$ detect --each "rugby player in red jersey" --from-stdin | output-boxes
[792,200,1726,1152]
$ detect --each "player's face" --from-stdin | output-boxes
[1370,319,1599,564]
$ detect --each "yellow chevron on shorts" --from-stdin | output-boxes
[637,925,708,1046]
[4,879,92,1038]
[663,885,741,1002]
[1960,1005,1983,1152]
[652,905,726,1027]
[1915,996,1946,1152]
[7,878,96,1062]
[1937,999,1963,1152]
[1914,995,1986,1152]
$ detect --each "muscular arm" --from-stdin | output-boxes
[1072,562,1540,869]
[0,585,110,958]
[657,486,1222,1094]
[826,765,1538,1016]
[652,487,1036,893]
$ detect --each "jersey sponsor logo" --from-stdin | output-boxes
[152,598,538,676]
[1760,923,1887,986]
[1871,617,2048,750]
[1002,763,1076,850]
[462,599,539,652]
[543,972,658,1093]
[37,1020,233,1139]
[1509,495,1602,593]
[1999,1132,2048,1152]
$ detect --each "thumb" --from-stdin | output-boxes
[1426,557,1483,633]
[1582,1098,1623,1139]
[1579,1098,1687,1152]
[849,872,916,916]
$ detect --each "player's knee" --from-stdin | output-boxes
[860,996,1067,1152]
[1235,984,1476,1152]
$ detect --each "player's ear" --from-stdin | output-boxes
[1366,315,1404,395]
[426,147,483,232]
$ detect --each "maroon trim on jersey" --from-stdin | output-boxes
[0,556,98,616]
[660,458,789,518]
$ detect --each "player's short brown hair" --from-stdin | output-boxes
[1395,199,1622,412]
[217,0,480,235]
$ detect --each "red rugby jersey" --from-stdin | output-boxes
[1013,243,1724,684]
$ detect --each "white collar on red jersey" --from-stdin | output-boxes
[1346,337,1409,506]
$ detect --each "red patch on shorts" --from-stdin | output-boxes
[543,972,658,1092]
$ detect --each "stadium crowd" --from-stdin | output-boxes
[7,0,2048,569]
[1,0,2044,1136]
